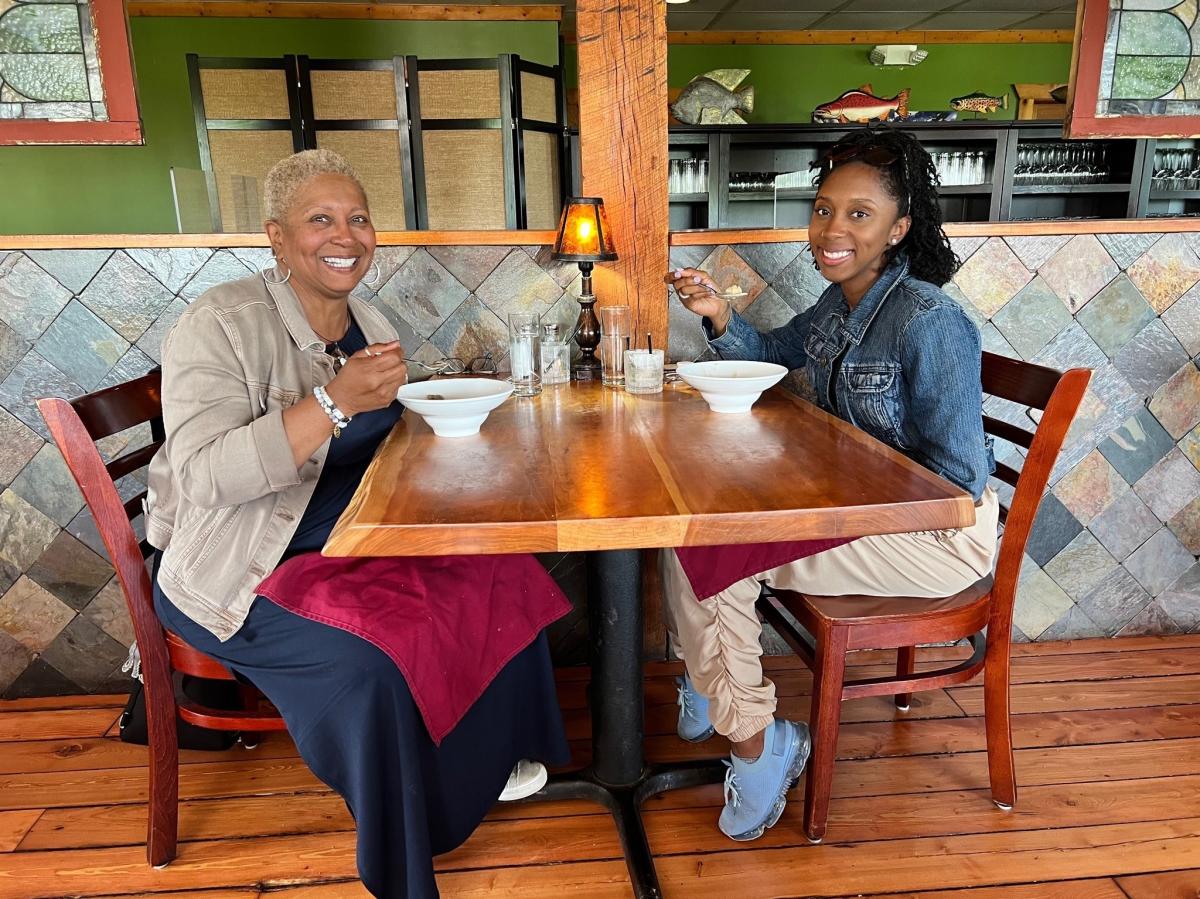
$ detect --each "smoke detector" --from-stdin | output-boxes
[868,45,929,67]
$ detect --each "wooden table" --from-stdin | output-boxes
[326,380,974,898]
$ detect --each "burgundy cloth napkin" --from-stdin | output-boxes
[257,552,571,744]
[675,538,856,601]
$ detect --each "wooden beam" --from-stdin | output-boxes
[127,2,563,21]
[562,29,1075,45]
[576,0,670,350]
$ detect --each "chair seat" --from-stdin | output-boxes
[165,629,238,681]
[776,574,994,628]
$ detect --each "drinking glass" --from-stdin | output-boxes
[507,311,542,396]
[623,349,665,394]
[598,305,631,387]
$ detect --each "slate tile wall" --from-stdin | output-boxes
[668,232,1200,643]
[2,231,1198,696]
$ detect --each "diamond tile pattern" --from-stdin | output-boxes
[0,228,1197,697]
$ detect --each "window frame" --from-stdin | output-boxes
[0,0,143,146]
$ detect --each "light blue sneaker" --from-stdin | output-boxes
[718,718,810,841]
[676,674,715,743]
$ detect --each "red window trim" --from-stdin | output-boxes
[0,0,142,146]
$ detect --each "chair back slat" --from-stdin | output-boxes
[981,353,1091,638]
[69,370,163,441]
[982,415,1034,450]
[981,352,1061,411]
[107,441,163,483]
[992,461,1021,488]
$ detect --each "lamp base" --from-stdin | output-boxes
[572,357,602,381]
[572,264,602,382]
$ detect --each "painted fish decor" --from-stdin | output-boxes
[950,91,1009,115]
[812,84,910,124]
[671,69,755,125]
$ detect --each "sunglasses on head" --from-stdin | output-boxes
[810,144,899,174]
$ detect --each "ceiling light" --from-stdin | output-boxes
[665,0,692,4]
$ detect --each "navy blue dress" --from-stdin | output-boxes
[154,320,569,898]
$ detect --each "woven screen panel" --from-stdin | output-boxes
[422,130,507,229]
[521,72,557,124]
[311,70,398,121]
[316,130,407,230]
[208,130,294,231]
[523,130,561,230]
[418,69,500,119]
[199,69,291,120]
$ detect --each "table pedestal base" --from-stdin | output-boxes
[539,761,726,898]
[526,549,727,897]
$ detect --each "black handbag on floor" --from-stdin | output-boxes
[118,675,242,751]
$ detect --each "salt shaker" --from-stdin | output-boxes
[540,322,571,385]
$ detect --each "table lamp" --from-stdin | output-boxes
[552,197,618,381]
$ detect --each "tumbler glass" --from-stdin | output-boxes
[598,305,631,388]
[623,349,665,394]
[507,311,541,396]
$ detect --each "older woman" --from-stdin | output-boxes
[145,149,568,897]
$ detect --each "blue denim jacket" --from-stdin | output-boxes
[708,253,994,501]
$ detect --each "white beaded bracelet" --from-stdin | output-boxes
[313,384,351,438]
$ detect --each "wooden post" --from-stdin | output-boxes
[576,0,669,349]
[577,0,669,657]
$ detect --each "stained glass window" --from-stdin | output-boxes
[1098,0,1200,116]
[0,0,107,122]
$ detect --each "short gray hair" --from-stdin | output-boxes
[262,149,366,222]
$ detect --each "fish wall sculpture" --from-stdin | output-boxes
[812,85,910,124]
[950,91,1009,115]
[672,69,755,125]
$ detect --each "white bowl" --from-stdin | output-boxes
[397,378,514,437]
[674,360,789,413]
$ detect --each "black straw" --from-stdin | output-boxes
[647,332,653,353]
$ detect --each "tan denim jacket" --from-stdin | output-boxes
[145,273,397,641]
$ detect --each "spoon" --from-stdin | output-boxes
[707,285,748,301]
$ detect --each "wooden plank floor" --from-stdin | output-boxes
[2,636,1200,898]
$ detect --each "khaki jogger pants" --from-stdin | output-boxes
[660,488,1000,743]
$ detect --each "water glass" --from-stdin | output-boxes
[539,322,571,385]
[624,349,665,394]
[598,305,631,388]
[507,311,541,396]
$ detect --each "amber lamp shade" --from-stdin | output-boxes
[552,197,617,380]
[552,197,618,262]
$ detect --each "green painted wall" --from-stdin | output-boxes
[667,43,1072,123]
[563,42,1072,122]
[1,18,558,235]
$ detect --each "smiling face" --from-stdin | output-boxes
[265,173,377,303]
[808,161,910,306]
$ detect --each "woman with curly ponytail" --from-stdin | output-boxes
[662,125,997,845]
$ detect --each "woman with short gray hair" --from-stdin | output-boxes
[145,149,569,897]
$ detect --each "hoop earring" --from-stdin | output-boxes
[364,259,382,288]
[261,256,291,285]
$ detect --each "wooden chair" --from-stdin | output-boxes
[38,371,288,869]
[757,351,1091,843]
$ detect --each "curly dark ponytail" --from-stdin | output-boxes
[813,125,960,286]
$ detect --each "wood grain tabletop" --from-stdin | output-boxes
[324,380,976,557]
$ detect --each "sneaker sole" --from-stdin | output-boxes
[722,723,812,842]
[498,763,549,802]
